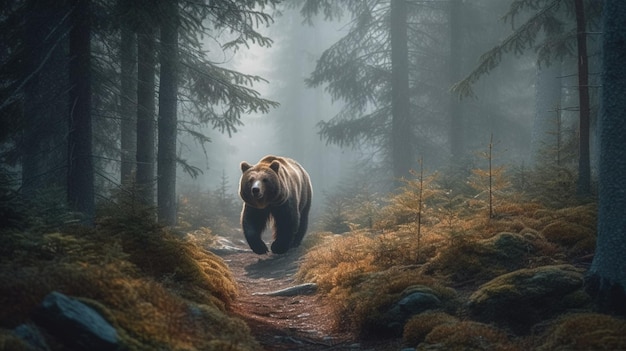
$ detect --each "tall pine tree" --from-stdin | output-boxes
[586,0,626,316]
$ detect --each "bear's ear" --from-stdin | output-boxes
[270,160,280,173]
[241,161,252,173]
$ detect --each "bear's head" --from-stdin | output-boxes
[239,160,284,209]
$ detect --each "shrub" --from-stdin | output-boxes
[420,321,520,351]
[0,184,257,350]
[403,311,458,346]
[538,313,626,351]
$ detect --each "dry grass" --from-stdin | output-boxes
[537,313,626,351]
[0,329,30,351]
[0,189,260,351]
[420,321,521,351]
[298,230,458,336]
[297,178,598,348]
[403,311,459,346]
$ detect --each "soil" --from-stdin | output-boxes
[215,239,403,351]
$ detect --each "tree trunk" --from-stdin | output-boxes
[449,0,464,161]
[574,0,591,197]
[531,61,562,166]
[585,0,626,316]
[390,0,412,184]
[120,16,137,184]
[136,25,156,207]
[157,0,179,226]
[67,0,94,222]
[22,4,69,196]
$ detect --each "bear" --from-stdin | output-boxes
[238,155,312,254]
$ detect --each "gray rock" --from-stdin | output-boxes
[383,290,441,335]
[33,291,120,351]
[209,236,249,254]
[468,264,589,334]
[14,324,50,351]
[253,283,318,296]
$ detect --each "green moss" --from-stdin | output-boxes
[541,221,594,247]
[0,197,259,351]
[538,313,626,351]
[403,312,458,347]
[419,321,521,351]
[427,232,539,284]
[0,329,31,351]
[468,265,587,334]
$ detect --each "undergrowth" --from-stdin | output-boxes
[0,184,259,351]
[297,164,599,347]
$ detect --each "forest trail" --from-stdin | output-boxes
[214,237,400,351]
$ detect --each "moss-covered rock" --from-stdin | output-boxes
[0,328,32,351]
[381,285,442,336]
[417,321,521,351]
[0,220,260,351]
[541,221,595,257]
[468,264,589,334]
[403,311,458,347]
[426,232,547,284]
[538,313,626,351]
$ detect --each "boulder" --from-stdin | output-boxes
[468,264,589,334]
[14,324,50,351]
[426,232,540,283]
[253,283,318,296]
[33,291,120,351]
[382,286,442,336]
[209,235,249,254]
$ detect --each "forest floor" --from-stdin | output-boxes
[214,238,403,351]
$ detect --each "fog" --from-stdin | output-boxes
[4,0,602,226]
[177,1,579,215]
[178,7,358,217]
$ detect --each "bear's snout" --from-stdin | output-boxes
[251,180,263,198]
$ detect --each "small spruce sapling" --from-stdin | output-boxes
[468,133,510,219]
[389,158,438,262]
[529,106,579,206]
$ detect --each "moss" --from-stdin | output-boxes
[403,311,458,346]
[426,238,500,283]
[0,215,259,351]
[538,313,626,351]
[541,221,594,247]
[300,193,597,341]
[0,329,31,351]
[427,233,536,284]
[335,267,456,338]
[468,265,587,334]
[419,321,521,351]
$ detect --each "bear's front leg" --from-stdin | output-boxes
[270,203,299,254]
[241,205,270,254]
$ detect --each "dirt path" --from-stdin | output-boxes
[214,238,400,351]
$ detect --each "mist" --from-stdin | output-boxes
[178,7,358,220]
[2,0,603,226]
[177,0,587,222]
[3,1,625,350]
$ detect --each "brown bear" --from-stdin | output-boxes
[238,155,312,254]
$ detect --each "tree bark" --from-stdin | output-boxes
[449,0,464,161]
[120,17,137,184]
[157,0,179,226]
[22,4,69,196]
[136,24,156,207]
[531,61,562,166]
[390,0,412,184]
[585,0,626,316]
[574,0,591,197]
[67,0,94,222]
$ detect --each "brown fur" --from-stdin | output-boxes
[239,155,312,254]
